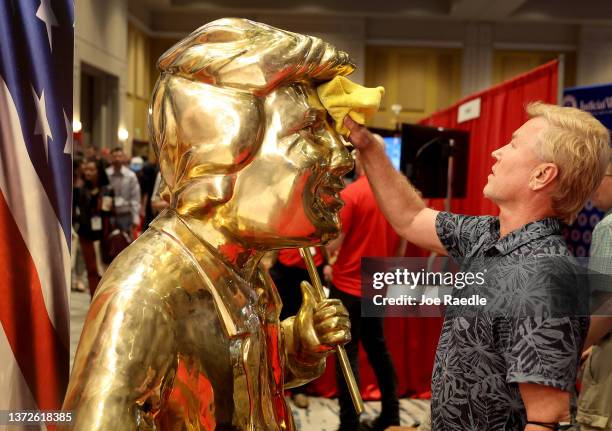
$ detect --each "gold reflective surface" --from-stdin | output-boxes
[300,247,364,414]
[62,18,356,430]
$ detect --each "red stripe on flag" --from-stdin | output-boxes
[0,190,68,417]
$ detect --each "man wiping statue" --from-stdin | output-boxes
[62,18,385,430]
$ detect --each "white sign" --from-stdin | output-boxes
[457,97,481,123]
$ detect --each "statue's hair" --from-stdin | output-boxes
[148,18,354,215]
[156,17,354,95]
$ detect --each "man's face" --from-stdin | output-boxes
[483,117,549,205]
[111,150,124,169]
[219,83,353,247]
[82,161,98,183]
[84,146,96,158]
[591,166,612,212]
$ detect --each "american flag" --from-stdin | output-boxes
[0,0,73,424]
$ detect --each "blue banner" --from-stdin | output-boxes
[563,84,612,130]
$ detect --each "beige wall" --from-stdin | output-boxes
[366,46,462,129]
[126,28,178,159]
[577,26,612,86]
[74,0,128,151]
[492,50,576,89]
[126,23,152,145]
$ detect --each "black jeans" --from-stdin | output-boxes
[330,285,399,430]
[270,261,323,395]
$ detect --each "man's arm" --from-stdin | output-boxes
[326,232,345,257]
[519,383,570,431]
[504,313,585,431]
[344,117,446,255]
[396,237,407,257]
[584,316,612,351]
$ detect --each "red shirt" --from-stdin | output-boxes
[332,176,401,297]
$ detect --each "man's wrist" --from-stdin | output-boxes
[525,420,573,430]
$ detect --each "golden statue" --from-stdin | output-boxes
[62,18,356,430]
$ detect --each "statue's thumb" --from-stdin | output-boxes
[299,280,317,310]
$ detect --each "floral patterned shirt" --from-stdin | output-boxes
[431,212,588,431]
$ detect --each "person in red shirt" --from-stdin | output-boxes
[326,143,406,431]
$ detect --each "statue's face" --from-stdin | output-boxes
[218,82,354,247]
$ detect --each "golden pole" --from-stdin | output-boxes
[299,247,365,414]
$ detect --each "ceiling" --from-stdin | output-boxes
[128,0,612,32]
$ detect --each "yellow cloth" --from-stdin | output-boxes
[316,76,384,136]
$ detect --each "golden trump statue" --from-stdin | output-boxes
[62,18,365,430]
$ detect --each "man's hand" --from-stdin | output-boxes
[341,116,445,255]
[294,280,350,363]
[519,383,570,430]
[581,346,593,366]
[344,116,382,152]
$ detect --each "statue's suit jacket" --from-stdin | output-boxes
[62,210,322,430]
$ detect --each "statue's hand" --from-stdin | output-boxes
[294,280,351,363]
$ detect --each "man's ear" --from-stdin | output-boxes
[529,163,558,191]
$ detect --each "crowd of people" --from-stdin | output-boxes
[71,145,162,297]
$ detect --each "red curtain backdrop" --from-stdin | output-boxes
[421,60,559,216]
[309,60,559,400]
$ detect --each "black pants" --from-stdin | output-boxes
[330,284,399,430]
[269,261,324,321]
[269,261,324,395]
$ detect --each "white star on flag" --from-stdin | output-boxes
[63,109,72,155]
[36,0,58,51]
[32,85,53,160]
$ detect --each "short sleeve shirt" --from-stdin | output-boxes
[431,212,589,431]
[589,211,612,276]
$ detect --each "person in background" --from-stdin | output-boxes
[326,143,406,431]
[73,159,114,297]
[100,147,111,166]
[577,154,612,431]
[129,156,146,234]
[129,156,144,174]
[71,157,86,292]
[106,147,141,239]
[83,144,106,168]
[140,157,160,229]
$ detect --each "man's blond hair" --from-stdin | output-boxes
[527,102,610,223]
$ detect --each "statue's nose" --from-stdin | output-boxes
[327,132,354,178]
